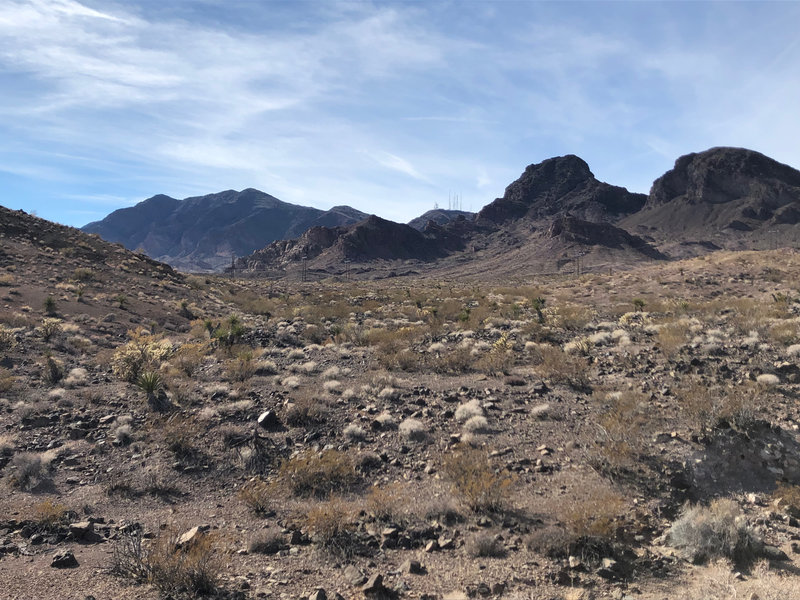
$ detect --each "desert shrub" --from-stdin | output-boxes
[534,345,589,389]
[555,484,627,562]
[551,304,592,330]
[466,531,506,558]
[422,497,464,525]
[343,423,367,442]
[455,399,483,422]
[110,525,223,597]
[0,325,17,352]
[170,343,207,377]
[212,315,246,349]
[594,390,651,471]
[163,419,206,465]
[114,424,134,446]
[0,367,14,392]
[526,525,573,558]
[285,397,327,427]
[398,418,428,442]
[756,373,779,388]
[678,381,763,432]
[463,415,490,434]
[772,483,800,518]
[658,321,689,357]
[303,496,358,557]
[43,295,57,315]
[366,482,406,523]
[41,354,64,385]
[277,449,356,498]
[72,268,94,282]
[40,317,62,341]
[239,478,275,516]
[667,499,762,565]
[248,529,285,555]
[254,359,278,376]
[112,328,173,382]
[32,499,72,532]
[443,446,513,513]
[63,367,88,387]
[226,350,255,382]
[7,452,47,490]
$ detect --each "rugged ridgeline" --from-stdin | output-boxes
[82,189,367,272]
[233,154,661,279]
[621,147,800,258]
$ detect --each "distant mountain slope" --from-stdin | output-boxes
[232,155,662,279]
[82,189,367,271]
[621,147,800,256]
[407,209,474,231]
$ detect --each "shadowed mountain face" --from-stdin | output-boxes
[477,155,647,225]
[82,189,367,272]
[622,147,800,256]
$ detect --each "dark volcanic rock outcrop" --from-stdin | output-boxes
[622,147,800,252]
[547,216,665,259]
[407,209,475,231]
[82,189,367,272]
[233,215,448,272]
[476,155,646,225]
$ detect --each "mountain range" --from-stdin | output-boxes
[82,146,800,278]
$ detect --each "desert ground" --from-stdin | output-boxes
[3,215,800,600]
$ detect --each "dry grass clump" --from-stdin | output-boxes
[462,415,490,434]
[248,529,285,555]
[443,446,513,513]
[454,399,483,422]
[756,373,779,388]
[0,367,14,392]
[594,390,651,471]
[398,418,428,442]
[366,482,407,523]
[667,499,762,565]
[284,396,327,427]
[226,350,255,382]
[533,345,589,389]
[277,449,356,498]
[658,320,689,357]
[110,525,223,597]
[302,496,358,557]
[343,423,367,442]
[170,342,207,377]
[238,478,275,516]
[677,560,800,600]
[466,531,506,558]
[678,380,764,432]
[6,451,48,490]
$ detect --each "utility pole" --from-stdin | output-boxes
[301,255,307,282]
[344,258,351,281]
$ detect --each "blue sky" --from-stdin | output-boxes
[2,0,800,227]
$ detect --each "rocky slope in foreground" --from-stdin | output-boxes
[82,188,367,272]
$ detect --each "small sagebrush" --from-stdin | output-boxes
[667,499,762,565]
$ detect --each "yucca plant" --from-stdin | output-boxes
[136,371,170,412]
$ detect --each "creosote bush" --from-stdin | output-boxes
[277,449,356,498]
[302,496,358,557]
[110,525,223,597]
[238,478,274,516]
[443,446,513,513]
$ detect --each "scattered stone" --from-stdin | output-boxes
[362,574,384,595]
[177,526,203,548]
[51,549,78,568]
[343,565,367,586]
[69,521,93,539]
[443,592,468,600]
[258,410,280,429]
[400,559,423,574]
[761,545,789,561]
[309,588,327,600]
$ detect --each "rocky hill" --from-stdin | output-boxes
[476,154,647,226]
[407,209,475,231]
[82,189,367,272]
[621,147,800,257]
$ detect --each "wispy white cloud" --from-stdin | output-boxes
[1,0,800,226]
